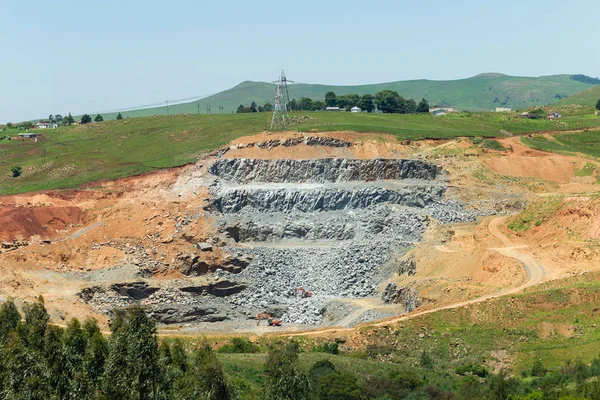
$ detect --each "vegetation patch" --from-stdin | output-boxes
[507,196,563,232]
[575,162,597,177]
[482,139,509,151]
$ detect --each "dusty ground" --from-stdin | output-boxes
[1,132,600,335]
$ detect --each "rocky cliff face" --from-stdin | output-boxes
[210,158,444,184]
[214,186,445,213]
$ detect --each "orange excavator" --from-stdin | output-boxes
[294,287,313,298]
[257,313,282,326]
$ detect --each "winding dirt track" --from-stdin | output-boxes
[277,216,547,337]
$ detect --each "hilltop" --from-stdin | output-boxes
[95,73,597,120]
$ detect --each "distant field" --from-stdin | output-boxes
[2,111,600,195]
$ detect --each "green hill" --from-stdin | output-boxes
[554,84,600,108]
[96,74,597,120]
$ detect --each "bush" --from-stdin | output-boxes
[455,364,489,378]
[217,337,259,354]
[317,373,364,400]
[531,360,547,377]
[313,341,339,355]
[11,166,22,177]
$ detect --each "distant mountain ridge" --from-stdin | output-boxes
[97,74,598,120]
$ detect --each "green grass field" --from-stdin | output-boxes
[89,74,596,120]
[3,111,600,195]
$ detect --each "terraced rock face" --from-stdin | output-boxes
[210,158,444,183]
[207,158,478,325]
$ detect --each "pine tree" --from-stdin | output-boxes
[94,114,104,122]
[116,112,123,120]
[596,99,600,111]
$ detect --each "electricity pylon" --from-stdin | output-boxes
[270,70,293,131]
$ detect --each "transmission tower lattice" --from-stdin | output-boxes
[270,70,294,131]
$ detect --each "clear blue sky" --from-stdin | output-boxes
[1,0,598,123]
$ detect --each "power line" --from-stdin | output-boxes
[206,104,211,114]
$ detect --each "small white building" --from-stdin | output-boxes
[350,106,361,113]
[432,109,447,117]
[326,107,341,112]
[495,107,512,112]
[429,107,455,114]
[34,121,57,129]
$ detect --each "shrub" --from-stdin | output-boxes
[531,360,547,377]
[313,341,339,355]
[455,364,489,378]
[317,373,364,400]
[11,166,22,177]
[217,337,259,354]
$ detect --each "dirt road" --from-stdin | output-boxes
[279,216,547,337]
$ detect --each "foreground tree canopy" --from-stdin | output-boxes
[3,297,600,399]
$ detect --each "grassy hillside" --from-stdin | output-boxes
[93,74,596,120]
[554,84,600,109]
[3,111,600,195]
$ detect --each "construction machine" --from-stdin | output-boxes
[257,313,282,326]
[294,287,313,298]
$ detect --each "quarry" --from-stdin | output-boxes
[2,130,600,334]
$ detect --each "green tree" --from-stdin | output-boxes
[416,98,430,113]
[405,98,417,114]
[289,98,298,111]
[317,373,364,400]
[359,94,375,112]
[1,331,50,400]
[264,342,311,400]
[11,165,22,177]
[263,103,273,112]
[21,296,49,351]
[250,101,258,113]
[325,91,337,107]
[375,90,402,113]
[0,298,21,344]
[81,114,92,124]
[102,306,160,400]
[94,114,104,122]
[313,100,325,110]
[339,94,360,110]
[175,342,236,400]
[298,97,314,111]
[236,104,245,113]
[116,112,123,120]
[596,99,600,111]
[6,122,13,128]
[65,113,75,125]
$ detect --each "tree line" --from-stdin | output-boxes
[4,296,600,399]
[237,91,430,114]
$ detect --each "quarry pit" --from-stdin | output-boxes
[3,131,579,334]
